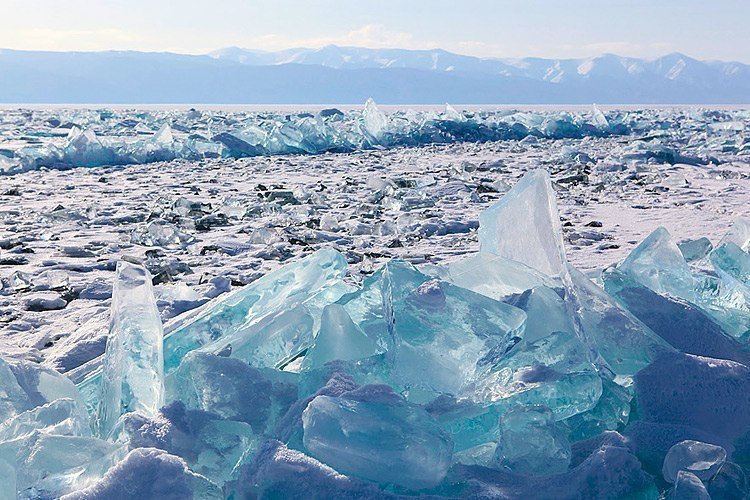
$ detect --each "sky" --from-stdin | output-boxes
[2,0,749,62]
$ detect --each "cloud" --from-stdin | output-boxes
[247,24,438,51]
[8,28,143,51]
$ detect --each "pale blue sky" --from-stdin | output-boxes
[3,0,748,62]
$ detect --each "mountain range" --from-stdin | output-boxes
[0,45,748,104]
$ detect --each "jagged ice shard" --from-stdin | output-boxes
[162,247,349,372]
[478,169,567,277]
[97,261,165,436]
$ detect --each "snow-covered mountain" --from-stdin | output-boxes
[0,46,748,104]
[212,45,750,87]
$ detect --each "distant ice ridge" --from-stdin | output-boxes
[0,100,637,174]
[5,169,750,497]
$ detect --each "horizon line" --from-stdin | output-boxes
[0,45,747,65]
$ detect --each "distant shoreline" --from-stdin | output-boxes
[1,103,749,112]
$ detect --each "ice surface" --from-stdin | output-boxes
[565,264,672,376]
[302,304,380,370]
[162,247,349,372]
[493,405,571,475]
[470,330,601,420]
[98,261,165,436]
[302,384,453,489]
[662,439,726,483]
[618,226,696,301]
[0,357,83,423]
[671,470,711,500]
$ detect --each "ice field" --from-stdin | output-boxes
[0,104,750,498]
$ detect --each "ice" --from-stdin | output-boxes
[0,357,83,423]
[444,253,557,302]
[604,268,750,364]
[671,470,711,500]
[0,104,630,173]
[130,220,194,248]
[0,432,124,498]
[0,460,14,500]
[441,445,656,499]
[63,447,222,500]
[391,276,527,402]
[165,352,296,434]
[565,264,672,376]
[634,352,750,441]
[618,226,696,300]
[478,169,567,277]
[362,98,389,143]
[470,331,601,419]
[110,402,259,485]
[707,462,749,499]
[162,247,349,372]
[98,261,165,436]
[493,405,571,475]
[678,237,713,263]
[302,384,453,489]
[506,286,575,343]
[6,114,750,498]
[0,398,90,441]
[662,439,726,483]
[302,304,381,370]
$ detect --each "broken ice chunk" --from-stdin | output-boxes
[98,261,165,436]
[493,405,571,475]
[662,440,726,484]
[302,384,452,489]
[717,217,750,251]
[506,285,575,343]
[165,352,296,434]
[111,402,260,487]
[302,304,381,370]
[0,398,91,442]
[163,248,349,373]
[470,331,602,420]
[671,470,711,500]
[618,226,696,301]
[678,237,713,263]
[362,98,388,144]
[63,129,115,168]
[604,268,750,364]
[564,264,671,376]
[0,357,83,424]
[445,253,557,302]
[479,169,567,276]
[564,376,632,441]
[711,241,750,288]
[228,440,384,499]
[392,277,527,402]
[335,259,428,355]
[130,220,194,248]
[0,432,124,497]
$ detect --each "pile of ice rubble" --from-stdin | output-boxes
[4,170,750,499]
[0,100,644,174]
